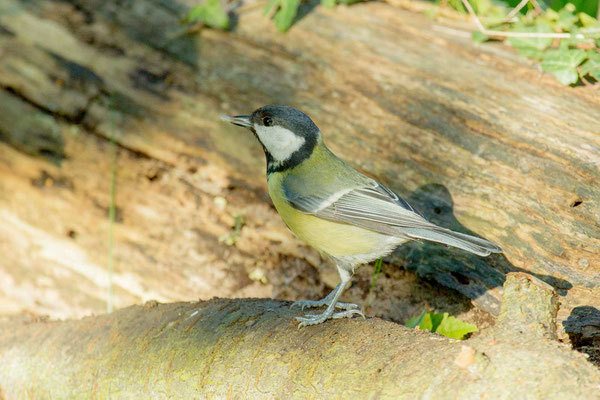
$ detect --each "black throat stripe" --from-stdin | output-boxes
[259,130,317,175]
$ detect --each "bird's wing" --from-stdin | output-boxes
[283,177,432,234]
[282,176,502,256]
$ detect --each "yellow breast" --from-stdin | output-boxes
[267,173,391,259]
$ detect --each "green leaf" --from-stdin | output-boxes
[469,0,493,15]
[405,310,427,329]
[435,314,479,340]
[420,313,434,331]
[550,0,598,18]
[481,16,509,28]
[519,9,538,26]
[555,6,578,30]
[578,12,600,28]
[447,0,466,13]
[580,53,600,80]
[429,312,445,332]
[406,311,478,340]
[580,26,600,39]
[544,8,560,22]
[562,2,576,14]
[265,0,300,32]
[264,0,277,15]
[320,0,336,8]
[559,27,595,48]
[476,2,509,28]
[541,48,588,85]
[186,0,229,30]
[507,22,554,51]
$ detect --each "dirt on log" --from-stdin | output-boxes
[0,273,598,398]
[0,0,599,353]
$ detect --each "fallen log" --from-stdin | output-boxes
[0,0,598,348]
[0,273,598,398]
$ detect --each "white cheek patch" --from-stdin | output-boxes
[254,125,306,162]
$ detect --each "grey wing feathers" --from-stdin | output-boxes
[398,227,503,256]
[285,180,502,257]
[370,182,421,215]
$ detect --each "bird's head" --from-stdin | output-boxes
[221,105,320,173]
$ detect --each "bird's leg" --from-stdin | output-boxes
[290,282,360,311]
[295,265,365,328]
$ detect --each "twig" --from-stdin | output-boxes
[461,0,585,39]
[505,0,529,21]
[504,0,543,21]
[484,31,582,39]
[461,0,487,31]
[530,0,543,14]
[107,99,117,314]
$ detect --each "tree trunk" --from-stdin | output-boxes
[0,273,598,398]
[0,0,598,348]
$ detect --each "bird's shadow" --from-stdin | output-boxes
[387,183,573,317]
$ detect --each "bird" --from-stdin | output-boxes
[221,105,502,328]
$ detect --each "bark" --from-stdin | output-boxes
[0,273,598,399]
[0,0,598,347]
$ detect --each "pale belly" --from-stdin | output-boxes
[268,180,405,264]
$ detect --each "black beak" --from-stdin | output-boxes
[220,115,252,128]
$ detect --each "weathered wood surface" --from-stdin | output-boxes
[0,274,598,399]
[0,0,599,345]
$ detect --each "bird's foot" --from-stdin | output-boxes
[290,299,360,311]
[331,309,365,320]
[296,308,365,328]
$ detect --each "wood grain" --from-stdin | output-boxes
[0,0,598,342]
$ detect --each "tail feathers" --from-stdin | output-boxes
[401,227,502,257]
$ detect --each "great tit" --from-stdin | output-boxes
[221,105,502,328]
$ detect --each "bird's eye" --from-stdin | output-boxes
[263,116,274,126]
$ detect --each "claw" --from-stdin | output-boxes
[296,314,330,328]
[331,309,365,320]
[295,307,365,328]
[290,301,305,310]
